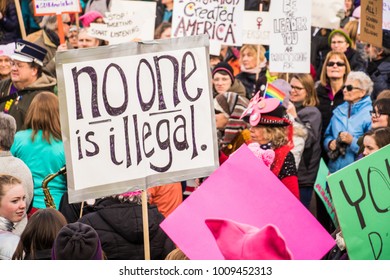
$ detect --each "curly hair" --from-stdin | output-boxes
[261,126,288,149]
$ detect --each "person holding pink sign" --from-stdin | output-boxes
[241,93,299,199]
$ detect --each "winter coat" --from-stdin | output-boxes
[0,74,57,130]
[368,56,390,100]
[235,68,267,100]
[78,198,175,260]
[294,104,323,188]
[0,231,19,260]
[324,96,372,173]
[316,83,345,139]
[0,2,21,44]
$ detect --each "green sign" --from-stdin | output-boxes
[328,144,390,260]
[314,159,338,228]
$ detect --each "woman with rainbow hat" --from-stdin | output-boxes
[241,91,299,199]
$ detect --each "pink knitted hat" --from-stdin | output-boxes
[79,10,104,27]
[205,218,293,260]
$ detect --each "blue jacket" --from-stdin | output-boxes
[324,96,372,173]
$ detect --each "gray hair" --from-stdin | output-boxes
[40,14,70,31]
[0,113,16,150]
[346,71,374,96]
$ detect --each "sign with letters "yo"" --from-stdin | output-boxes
[56,35,218,203]
[328,144,390,260]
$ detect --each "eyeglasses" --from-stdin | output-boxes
[342,84,363,91]
[290,85,305,91]
[369,111,387,118]
[326,61,346,67]
[10,61,28,68]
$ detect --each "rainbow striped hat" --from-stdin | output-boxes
[264,83,286,104]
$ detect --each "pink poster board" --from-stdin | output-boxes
[161,145,335,259]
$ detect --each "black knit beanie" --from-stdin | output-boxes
[52,222,103,260]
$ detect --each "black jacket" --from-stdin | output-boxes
[367,56,390,100]
[316,83,345,139]
[78,197,175,260]
[0,2,21,44]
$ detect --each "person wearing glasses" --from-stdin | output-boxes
[0,40,56,131]
[316,51,351,154]
[287,73,322,209]
[27,13,73,78]
[324,71,373,173]
[356,98,390,155]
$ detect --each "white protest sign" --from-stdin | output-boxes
[242,11,271,45]
[384,0,390,30]
[269,0,311,73]
[311,0,344,29]
[33,0,81,15]
[89,1,156,44]
[209,40,222,56]
[56,35,219,203]
[172,0,244,46]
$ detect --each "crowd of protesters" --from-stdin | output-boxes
[0,0,390,260]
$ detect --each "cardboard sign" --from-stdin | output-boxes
[269,0,311,73]
[314,159,338,228]
[104,0,156,43]
[360,0,383,46]
[383,0,390,30]
[55,35,219,203]
[242,11,271,45]
[311,0,344,29]
[88,10,155,44]
[328,144,390,260]
[161,145,335,260]
[172,0,245,46]
[33,0,81,16]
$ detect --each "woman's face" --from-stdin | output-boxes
[330,34,350,53]
[363,135,379,156]
[249,126,269,145]
[0,183,26,223]
[0,55,11,77]
[213,72,232,95]
[345,0,353,10]
[343,79,365,103]
[289,78,307,103]
[241,49,257,70]
[371,106,389,128]
[326,55,346,80]
[160,27,172,39]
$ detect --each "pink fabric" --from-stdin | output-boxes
[205,218,293,260]
[247,143,275,168]
[240,93,280,126]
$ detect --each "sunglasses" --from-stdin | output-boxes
[326,61,346,67]
[63,21,72,26]
[342,85,363,91]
